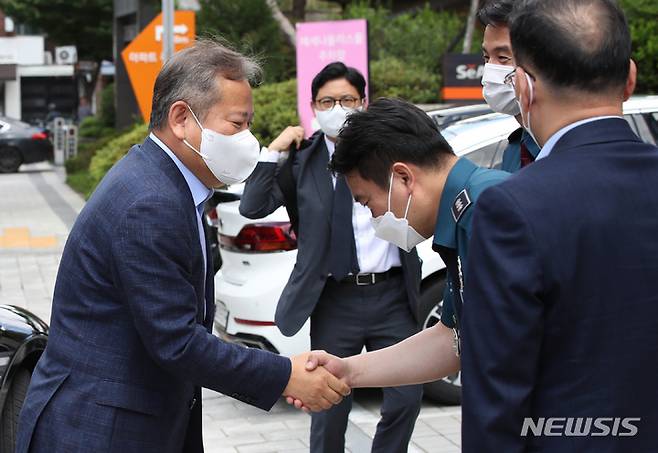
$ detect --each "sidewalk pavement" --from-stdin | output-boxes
[0,162,461,453]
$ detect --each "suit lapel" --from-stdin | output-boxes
[308,138,334,223]
[144,137,208,325]
[203,221,215,331]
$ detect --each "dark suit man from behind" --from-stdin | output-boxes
[461,1,658,451]
[240,62,423,453]
[16,39,349,453]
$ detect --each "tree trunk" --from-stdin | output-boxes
[265,0,297,48]
[462,0,479,53]
[292,0,306,20]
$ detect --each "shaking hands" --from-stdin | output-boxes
[283,351,354,412]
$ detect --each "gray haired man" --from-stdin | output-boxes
[16,39,349,453]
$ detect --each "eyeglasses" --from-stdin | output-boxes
[314,96,363,111]
[504,66,537,88]
[503,68,517,88]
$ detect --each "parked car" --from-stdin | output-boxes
[0,305,48,451]
[426,103,493,130]
[0,117,54,173]
[213,95,658,404]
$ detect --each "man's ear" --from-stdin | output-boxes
[391,162,415,191]
[623,59,637,102]
[169,101,190,141]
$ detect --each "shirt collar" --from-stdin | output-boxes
[521,129,541,159]
[433,157,478,249]
[149,132,213,209]
[536,116,623,161]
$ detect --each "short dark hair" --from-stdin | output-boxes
[478,0,516,27]
[510,0,631,94]
[330,98,454,189]
[311,62,367,101]
[150,38,261,130]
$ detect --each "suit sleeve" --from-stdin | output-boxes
[461,185,544,453]
[112,196,291,410]
[239,161,286,219]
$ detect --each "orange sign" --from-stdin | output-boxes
[121,11,196,123]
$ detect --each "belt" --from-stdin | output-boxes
[333,267,402,286]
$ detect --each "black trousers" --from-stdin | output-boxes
[310,274,423,453]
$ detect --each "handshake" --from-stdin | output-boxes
[282,351,354,412]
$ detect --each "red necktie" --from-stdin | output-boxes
[520,141,535,168]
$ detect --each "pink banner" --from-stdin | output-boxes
[296,19,369,137]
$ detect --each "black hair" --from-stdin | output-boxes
[330,98,454,189]
[478,0,516,27]
[510,0,631,93]
[311,62,367,101]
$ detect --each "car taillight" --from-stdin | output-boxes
[220,222,297,253]
[31,132,48,140]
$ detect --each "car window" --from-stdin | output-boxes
[643,113,658,143]
[623,114,640,136]
[631,114,657,145]
[464,141,502,169]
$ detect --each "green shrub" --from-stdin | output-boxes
[66,171,95,198]
[99,83,116,128]
[88,123,149,196]
[618,1,658,93]
[370,57,441,103]
[78,116,114,139]
[251,78,299,145]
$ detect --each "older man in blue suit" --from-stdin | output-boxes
[16,39,349,453]
[461,1,658,451]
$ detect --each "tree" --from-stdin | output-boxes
[0,0,113,63]
[197,0,296,82]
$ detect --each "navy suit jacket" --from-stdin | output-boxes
[461,118,658,452]
[16,138,291,453]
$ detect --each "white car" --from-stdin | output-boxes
[213,97,658,404]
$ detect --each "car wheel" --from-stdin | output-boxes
[418,275,462,405]
[0,147,23,173]
[0,368,31,451]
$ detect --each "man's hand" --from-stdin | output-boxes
[283,351,351,412]
[285,351,353,411]
[268,126,305,152]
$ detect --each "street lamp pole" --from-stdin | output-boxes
[162,0,174,62]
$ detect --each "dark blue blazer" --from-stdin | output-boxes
[16,137,291,453]
[461,118,658,452]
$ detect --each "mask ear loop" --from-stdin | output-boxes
[183,104,207,158]
[186,104,204,130]
[387,172,394,212]
[403,191,413,220]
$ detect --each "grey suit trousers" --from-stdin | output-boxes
[310,273,423,453]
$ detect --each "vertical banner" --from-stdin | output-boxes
[296,19,369,136]
[121,11,195,123]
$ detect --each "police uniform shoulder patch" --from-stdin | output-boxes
[451,189,472,222]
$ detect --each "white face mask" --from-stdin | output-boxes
[517,72,539,145]
[314,106,358,138]
[183,105,260,186]
[370,173,427,253]
[481,63,521,116]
